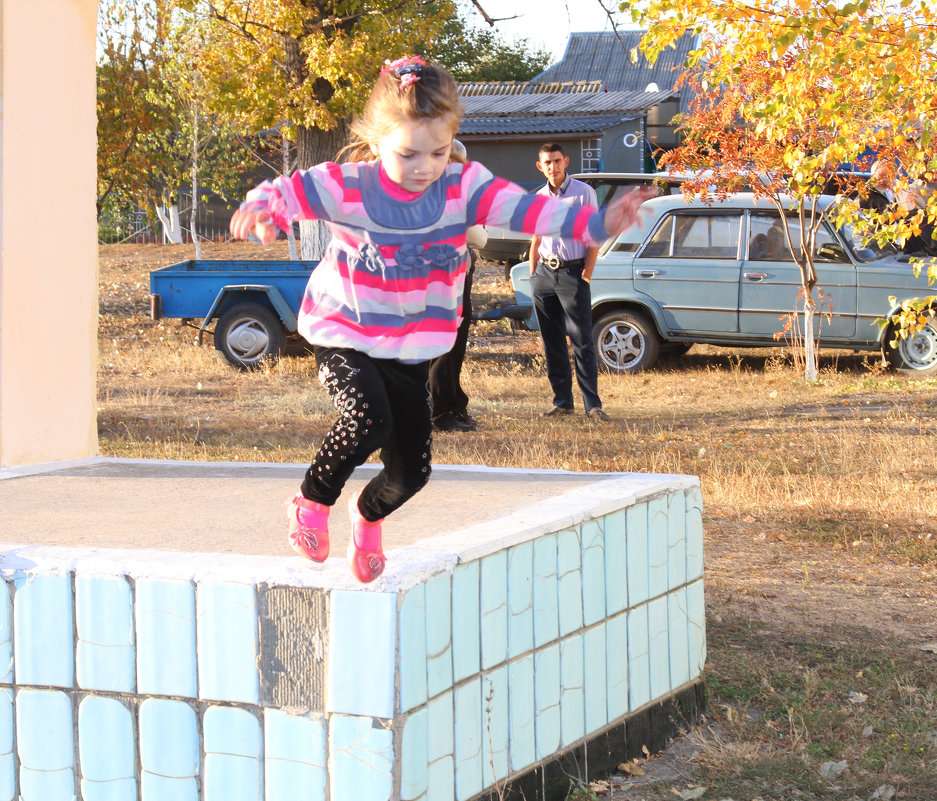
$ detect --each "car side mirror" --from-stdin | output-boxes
[817,242,847,262]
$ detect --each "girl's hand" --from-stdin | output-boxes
[230,208,277,244]
[603,185,658,238]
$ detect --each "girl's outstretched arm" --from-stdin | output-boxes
[602,185,659,238]
[230,207,277,244]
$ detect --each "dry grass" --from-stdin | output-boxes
[98,242,937,799]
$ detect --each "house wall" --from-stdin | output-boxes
[462,121,647,194]
[0,0,99,466]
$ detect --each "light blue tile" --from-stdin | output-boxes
[425,573,452,699]
[328,590,396,718]
[399,585,427,714]
[136,579,197,698]
[557,529,583,637]
[667,493,687,591]
[453,678,482,801]
[625,504,649,607]
[687,579,707,678]
[532,533,559,647]
[204,706,261,757]
[480,553,508,671]
[668,591,691,690]
[80,776,137,801]
[15,689,73,771]
[506,542,533,659]
[583,624,608,734]
[481,666,509,787]
[685,488,704,582]
[139,698,199,779]
[606,613,629,722]
[78,696,135,781]
[603,510,627,616]
[0,689,11,801]
[76,575,135,692]
[627,606,650,711]
[13,572,74,688]
[0,753,10,801]
[401,708,428,801]
[141,772,198,801]
[197,581,259,705]
[427,756,454,801]
[264,710,326,801]
[204,753,262,801]
[507,655,535,772]
[648,596,670,700]
[451,562,480,683]
[328,714,394,801]
[20,766,76,801]
[647,497,669,600]
[560,634,584,747]
[0,581,12,685]
[534,643,560,761]
[205,709,263,801]
[581,520,606,627]
[427,691,453,764]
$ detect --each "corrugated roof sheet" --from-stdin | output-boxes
[459,80,604,97]
[460,90,674,117]
[533,31,697,93]
[459,113,638,137]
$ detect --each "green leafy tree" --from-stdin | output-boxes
[627,0,937,380]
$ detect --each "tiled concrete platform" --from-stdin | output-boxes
[0,458,706,801]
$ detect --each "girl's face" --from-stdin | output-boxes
[372,117,453,194]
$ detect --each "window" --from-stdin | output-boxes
[639,212,741,259]
[748,211,844,262]
[581,139,601,173]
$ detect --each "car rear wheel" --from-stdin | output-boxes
[884,315,937,375]
[593,310,661,373]
[214,302,286,371]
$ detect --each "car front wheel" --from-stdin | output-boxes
[885,315,937,375]
[593,310,661,373]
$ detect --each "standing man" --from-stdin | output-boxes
[529,142,610,422]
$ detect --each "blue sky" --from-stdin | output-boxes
[483,0,629,61]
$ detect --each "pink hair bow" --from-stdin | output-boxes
[381,56,426,89]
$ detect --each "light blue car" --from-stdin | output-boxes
[510,192,937,374]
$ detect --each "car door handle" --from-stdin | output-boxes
[744,272,768,281]
[636,269,659,277]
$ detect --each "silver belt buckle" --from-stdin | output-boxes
[545,256,561,270]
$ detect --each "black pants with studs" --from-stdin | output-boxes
[301,347,432,522]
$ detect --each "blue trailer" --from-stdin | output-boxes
[149,260,318,370]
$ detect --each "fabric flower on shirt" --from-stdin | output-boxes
[395,244,427,270]
[424,243,461,270]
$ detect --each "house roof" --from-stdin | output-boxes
[533,31,697,93]
[458,88,675,138]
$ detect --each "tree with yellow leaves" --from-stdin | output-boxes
[626,0,937,379]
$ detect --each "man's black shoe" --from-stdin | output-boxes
[542,406,574,417]
[433,412,474,432]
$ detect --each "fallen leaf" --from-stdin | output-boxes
[869,785,897,801]
[920,642,937,653]
[848,691,868,704]
[642,744,651,757]
[618,761,645,776]
[863,726,874,737]
[589,779,610,795]
[820,759,848,779]
[676,788,707,800]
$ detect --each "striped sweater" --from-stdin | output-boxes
[242,159,609,362]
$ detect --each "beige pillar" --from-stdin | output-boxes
[0,0,99,466]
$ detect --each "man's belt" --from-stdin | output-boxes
[543,257,586,270]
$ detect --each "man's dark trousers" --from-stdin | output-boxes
[531,262,601,411]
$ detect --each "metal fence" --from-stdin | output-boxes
[97,192,234,245]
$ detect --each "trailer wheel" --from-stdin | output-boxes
[214,302,286,370]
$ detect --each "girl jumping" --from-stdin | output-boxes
[230,56,652,583]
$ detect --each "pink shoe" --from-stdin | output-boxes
[287,493,330,562]
[347,491,385,583]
